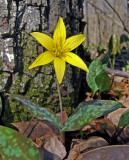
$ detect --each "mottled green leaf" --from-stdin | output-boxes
[7,94,62,130]
[86,59,103,95]
[120,34,129,44]
[61,100,124,132]
[101,50,111,64]
[95,72,110,93]
[0,125,42,160]
[117,110,129,128]
[108,34,120,55]
[102,64,107,70]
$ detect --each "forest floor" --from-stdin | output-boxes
[1,52,129,160]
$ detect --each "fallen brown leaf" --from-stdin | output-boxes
[76,145,129,160]
[43,136,66,160]
[108,95,129,126]
[11,121,57,141]
[82,117,116,137]
[67,136,108,160]
[112,78,129,96]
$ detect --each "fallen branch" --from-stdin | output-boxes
[105,67,129,78]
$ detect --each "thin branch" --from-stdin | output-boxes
[104,0,129,34]
[87,0,124,30]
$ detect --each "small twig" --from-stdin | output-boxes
[55,77,64,128]
[104,0,129,34]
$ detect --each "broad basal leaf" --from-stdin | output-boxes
[61,100,124,132]
[7,94,62,130]
[95,72,110,93]
[117,110,129,128]
[86,59,103,95]
[0,125,42,160]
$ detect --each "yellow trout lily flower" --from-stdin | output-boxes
[28,17,89,84]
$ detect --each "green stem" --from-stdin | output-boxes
[56,78,64,128]
[113,54,115,69]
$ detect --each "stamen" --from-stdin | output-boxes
[53,37,67,58]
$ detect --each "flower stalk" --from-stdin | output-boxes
[28,16,89,129]
[56,77,64,128]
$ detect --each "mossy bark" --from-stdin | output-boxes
[0,0,86,124]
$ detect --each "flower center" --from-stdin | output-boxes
[53,45,64,57]
[53,38,66,57]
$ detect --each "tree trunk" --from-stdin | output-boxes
[0,0,86,124]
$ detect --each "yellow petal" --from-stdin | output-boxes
[30,32,54,51]
[28,51,54,69]
[64,34,86,51]
[53,17,66,45]
[54,57,65,84]
[65,52,89,72]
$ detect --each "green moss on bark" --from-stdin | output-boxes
[7,33,74,124]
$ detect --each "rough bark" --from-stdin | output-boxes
[0,0,86,124]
